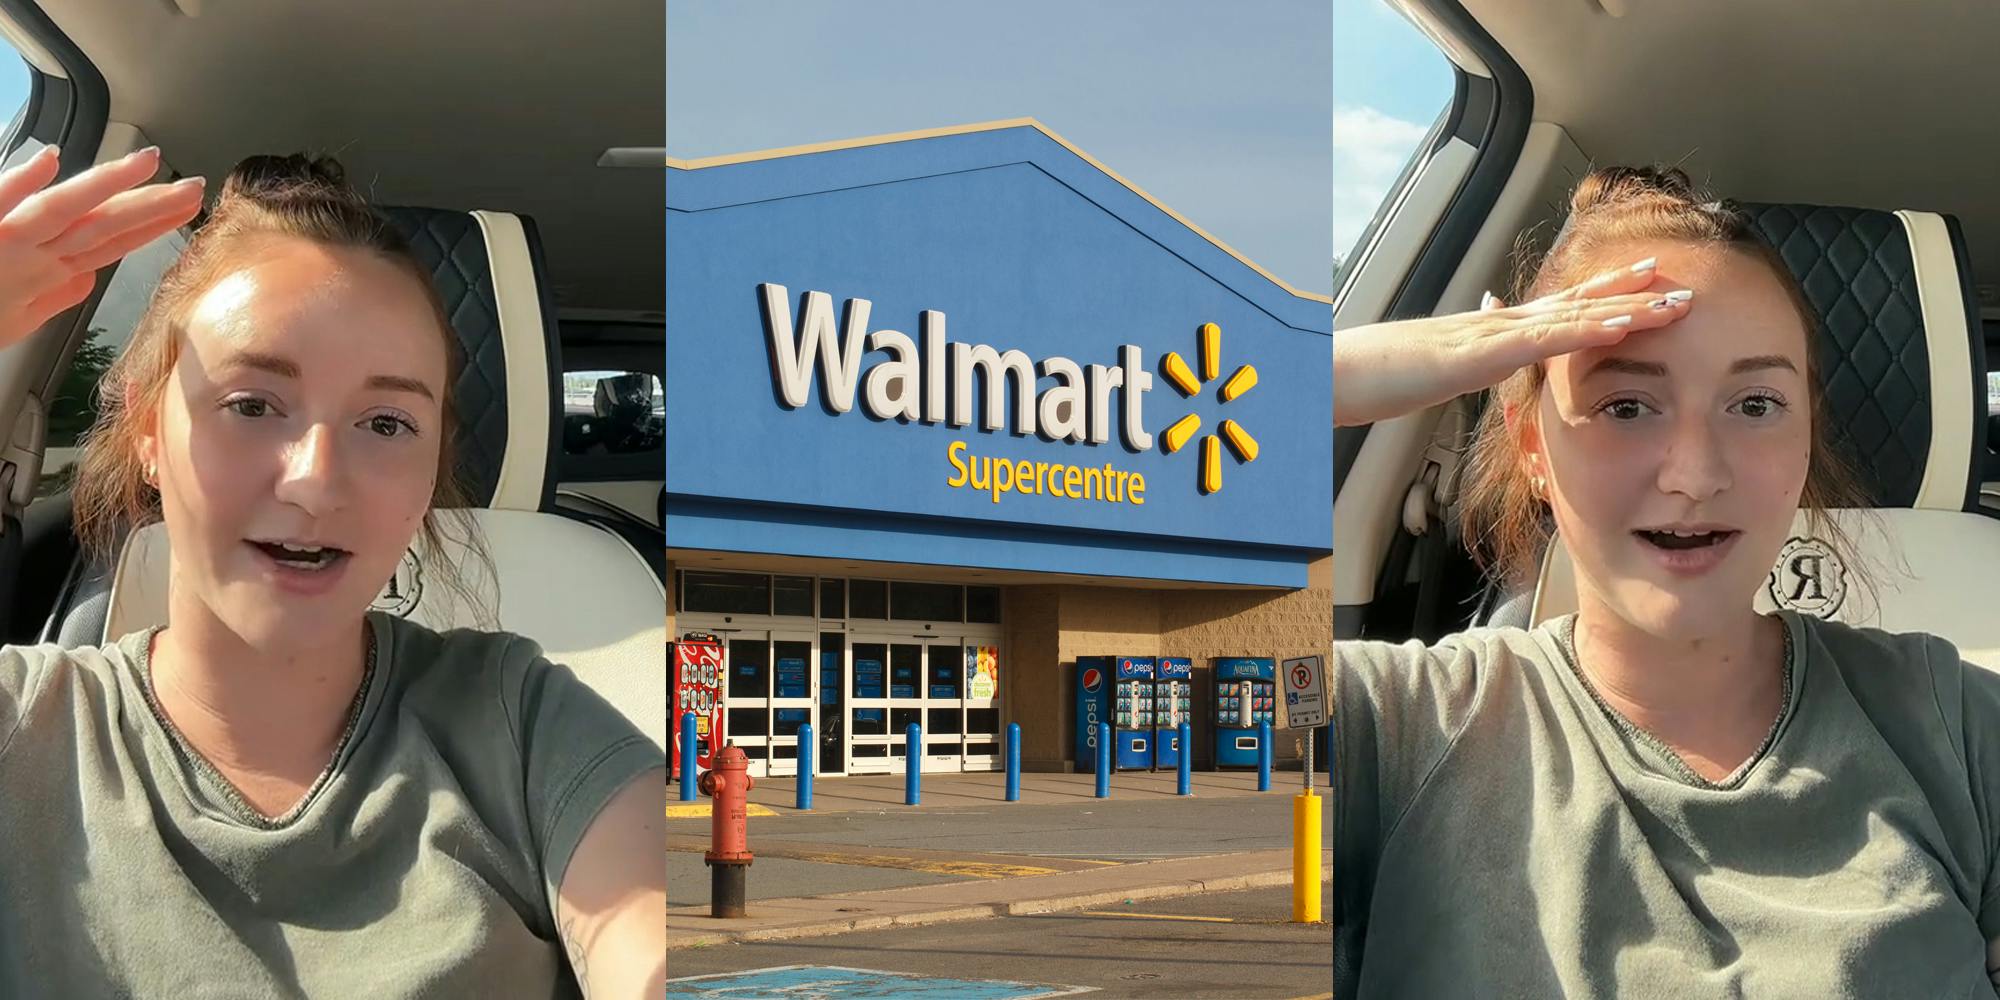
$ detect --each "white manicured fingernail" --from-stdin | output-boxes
[1480,291,1496,310]
[1664,288,1693,303]
[1630,257,1658,272]
[1602,315,1634,329]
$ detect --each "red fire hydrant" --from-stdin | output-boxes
[698,743,755,918]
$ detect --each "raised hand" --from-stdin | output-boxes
[1332,257,1694,427]
[0,145,205,350]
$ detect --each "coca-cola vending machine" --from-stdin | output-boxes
[671,634,724,780]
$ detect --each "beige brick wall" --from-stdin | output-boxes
[996,556,1332,770]
[1003,587,1066,771]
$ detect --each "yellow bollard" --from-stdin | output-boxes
[1293,788,1322,922]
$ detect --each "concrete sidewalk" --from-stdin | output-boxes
[669,767,1320,816]
[667,846,1333,949]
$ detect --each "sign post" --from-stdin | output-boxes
[1279,655,1326,924]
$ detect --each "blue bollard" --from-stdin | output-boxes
[797,724,814,811]
[1257,720,1272,791]
[905,723,922,806]
[1006,723,1021,802]
[680,712,698,802]
[1096,721,1111,798]
[1178,721,1192,796]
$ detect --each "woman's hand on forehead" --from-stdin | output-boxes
[0,145,205,350]
[1334,257,1695,426]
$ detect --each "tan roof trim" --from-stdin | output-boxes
[668,117,1333,305]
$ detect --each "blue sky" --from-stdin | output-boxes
[668,1,1333,294]
[1332,0,1455,262]
[0,53,24,131]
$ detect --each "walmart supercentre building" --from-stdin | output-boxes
[665,121,1332,779]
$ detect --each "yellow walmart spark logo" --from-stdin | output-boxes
[1159,322,1258,495]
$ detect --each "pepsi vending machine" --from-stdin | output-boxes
[1074,656,1157,772]
[1153,657,1193,770]
[1212,657,1276,768]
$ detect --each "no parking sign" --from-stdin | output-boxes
[1279,655,1325,730]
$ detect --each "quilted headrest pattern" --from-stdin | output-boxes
[379,207,510,508]
[1742,204,1932,508]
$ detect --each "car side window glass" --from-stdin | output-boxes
[38,221,189,498]
[1332,0,1454,286]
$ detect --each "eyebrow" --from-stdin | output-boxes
[219,351,300,379]
[218,351,436,401]
[1582,354,1801,378]
[1728,354,1799,375]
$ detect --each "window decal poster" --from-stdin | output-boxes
[969,645,999,700]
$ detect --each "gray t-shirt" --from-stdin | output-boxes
[0,611,662,997]
[1336,610,2000,998]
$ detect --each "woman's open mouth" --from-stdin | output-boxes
[1633,527,1741,575]
[247,539,353,594]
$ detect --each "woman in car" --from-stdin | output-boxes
[0,146,663,996]
[1334,166,2000,997]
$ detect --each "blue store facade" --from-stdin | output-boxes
[667,121,1331,777]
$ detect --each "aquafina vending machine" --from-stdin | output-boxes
[1212,657,1276,769]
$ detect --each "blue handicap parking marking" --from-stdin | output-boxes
[665,964,1097,1000]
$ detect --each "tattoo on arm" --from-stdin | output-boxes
[559,912,590,998]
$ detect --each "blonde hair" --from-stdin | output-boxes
[1457,166,1874,590]
[71,153,495,622]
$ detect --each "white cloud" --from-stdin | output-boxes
[1333,105,1431,258]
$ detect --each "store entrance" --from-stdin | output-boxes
[722,631,818,777]
[848,634,1000,775]
[682,609,1002,779]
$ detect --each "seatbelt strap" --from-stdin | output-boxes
[1403,398,1474,637]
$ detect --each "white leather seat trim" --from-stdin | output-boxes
[1529,510,2000,672]
[470,210,553,513]
[106,513,668,749]
[1899,210,1975,511]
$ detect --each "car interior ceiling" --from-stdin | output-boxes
[3,3,667,642]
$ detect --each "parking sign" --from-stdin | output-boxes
[1279,655,1325,729]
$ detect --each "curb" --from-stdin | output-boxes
[668,867,1326,949]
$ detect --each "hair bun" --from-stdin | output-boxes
[1568,165,1700,215]
[217,153,357,205]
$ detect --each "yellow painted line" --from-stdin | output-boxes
[785,852,1059,879]
[1078,910,1234,923]
[1285,993,1334,1000]
[665,803,778,819]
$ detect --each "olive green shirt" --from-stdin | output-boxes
[1336,611,2000,998]
[0,612,661,997]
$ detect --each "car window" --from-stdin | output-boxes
[0,50,24,146]
[560,368,663,479]
[38,228,188,498]
[1331,0,1454,288]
